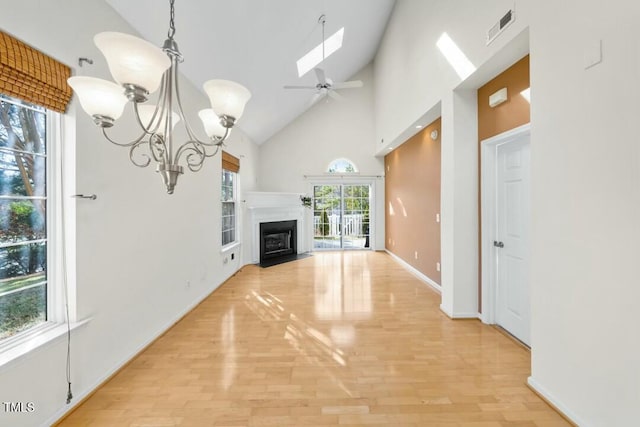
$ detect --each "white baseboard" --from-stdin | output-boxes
[439,303,453,318]
[527,376,585,426]
[439,304,480,319]
[43,276,232,427]
[385,250,441,294]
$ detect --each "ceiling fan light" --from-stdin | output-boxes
[94,32,171,94]
[138,105,180,136]
[67,76,128,121]
[198,109,227,139]
[203,79,251,122]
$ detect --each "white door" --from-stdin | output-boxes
[495,135,531,346]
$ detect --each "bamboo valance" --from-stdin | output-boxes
[222,151,240,173]
[0,31,72,112]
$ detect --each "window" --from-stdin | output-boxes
[327,158,358,173]
[221,169,236,246]
[313,184,371,250]
[221,151,239,247]
[0,94,50,341]
[0,31,71,357]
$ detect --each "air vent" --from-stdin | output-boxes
[486,9,515,45]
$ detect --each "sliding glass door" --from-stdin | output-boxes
[313,184,371,250]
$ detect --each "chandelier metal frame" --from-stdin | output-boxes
[68,0,250,194]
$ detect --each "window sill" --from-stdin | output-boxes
[0,318,91,374]
[221,241,241,254]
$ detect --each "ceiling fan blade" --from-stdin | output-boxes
[328,90,344,101]
[308,92,324,107]
[314,68,327,85]
[283,85,317,90]
[332,80,364,90]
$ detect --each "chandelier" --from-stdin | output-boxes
[67,0,251,194]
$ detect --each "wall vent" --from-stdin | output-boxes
[486,9,515,45]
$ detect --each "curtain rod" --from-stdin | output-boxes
[303,174,383,179]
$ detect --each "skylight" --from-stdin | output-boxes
[436,32,476,80]
[297,28,344,77]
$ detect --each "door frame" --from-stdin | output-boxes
[308,177,376,251]
[480,123,531,325]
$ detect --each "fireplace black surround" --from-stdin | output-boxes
[259,220,297,266]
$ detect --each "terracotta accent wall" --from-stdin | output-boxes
[477,55,530,311]
[385,118,441,284]
[478,55,530,141]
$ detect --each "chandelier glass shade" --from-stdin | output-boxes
[67,0,251,194]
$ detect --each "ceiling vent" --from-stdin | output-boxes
[486,9,515,45]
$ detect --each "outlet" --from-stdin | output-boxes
[436,262,441,272]
[436,213,440,223]
[414,251,418,260]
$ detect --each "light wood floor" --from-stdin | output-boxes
[59,251,569,427]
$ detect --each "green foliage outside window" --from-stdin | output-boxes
[320,209,330,236]
[0,95,48,340]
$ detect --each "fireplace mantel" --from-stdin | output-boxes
[245,192,308,264]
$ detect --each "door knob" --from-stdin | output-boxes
[493,241,504,248]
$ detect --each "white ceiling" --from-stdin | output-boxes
[105,0,396,144]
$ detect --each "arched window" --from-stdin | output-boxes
[327,158,358,173]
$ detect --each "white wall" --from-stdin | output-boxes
[258,64,385,250]
[439,89,479,318]
[376,0,640,424]
[374,0,531,317]
[2,0,638,425]
[373,0,530,151]
[0,1,259,425]
[528,0,640,425]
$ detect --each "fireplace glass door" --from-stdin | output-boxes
[313,184,371,250]
[259,220,297,265]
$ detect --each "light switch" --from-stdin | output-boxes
[584,40,602,70]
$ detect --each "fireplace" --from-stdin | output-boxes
[260,220,297,266]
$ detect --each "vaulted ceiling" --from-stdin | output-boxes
[106,0,396,144]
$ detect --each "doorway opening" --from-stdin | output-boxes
[313,184,371,250]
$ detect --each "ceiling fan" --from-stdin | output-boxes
[283,15,363,103]
[284,67,363,102]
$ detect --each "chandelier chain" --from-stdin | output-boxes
[168,0,176,39]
